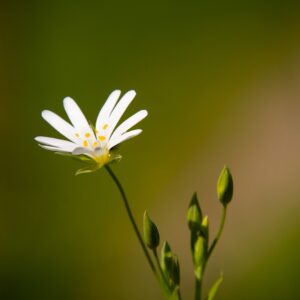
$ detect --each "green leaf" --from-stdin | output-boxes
[217,166,233,205]
[143,211,160,249]
[206,273,224,300]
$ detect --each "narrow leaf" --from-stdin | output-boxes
[206,273,224,300]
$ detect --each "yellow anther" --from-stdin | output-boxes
[102,124,108,130]
[75,133,80,138]
[85,132,91,138]
[83,140,89,147]
[93,141,98,147]
[98,135,106,141]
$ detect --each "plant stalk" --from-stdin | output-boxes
[207,205,227,259]
[105,165,156,275]
[195,277,202,300]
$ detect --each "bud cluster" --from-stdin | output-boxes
[142,165,233,300]
[187,193,209,280]
[143,211,181,297]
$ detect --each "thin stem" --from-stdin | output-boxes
[153,249,170,293]
[207,205,227,259]
[176,288,182,300]
[195,277,202,300]
[105,165,156,274]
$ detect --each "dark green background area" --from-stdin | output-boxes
[1,1,300,299]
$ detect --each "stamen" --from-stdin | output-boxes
[102,124,108,130]
[75,133,80,138]
[85,132,91,138]
[98,135,106,141]
[83,140,89,147]
[93,141,98,147]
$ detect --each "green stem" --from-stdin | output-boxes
[176,288,182,300]
[105,165,156,275]
[195,277,202,300]
[207,205,227,259]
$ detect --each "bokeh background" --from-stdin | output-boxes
[1,1,300,299]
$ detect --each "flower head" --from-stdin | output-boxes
[35,90,148,174]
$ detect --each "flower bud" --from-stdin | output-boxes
[161,241,180,288]
[143,211,160,249]
[161,241,173,275]
[194,235,207,279]
[187,193,203,231]
[217,166,233,205]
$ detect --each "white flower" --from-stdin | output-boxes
[35,90,148,174]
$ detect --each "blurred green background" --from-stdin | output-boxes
[1,1,300,299]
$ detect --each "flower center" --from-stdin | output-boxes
[93,149,110,165]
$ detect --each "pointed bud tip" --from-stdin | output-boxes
[187,192,203,231]
[162,241,171,253]
[190,192,197,203]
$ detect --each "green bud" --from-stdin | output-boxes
[194,235,207,279]
[187,193,203,231]
[217,166,233,205]
[143,211,160,249]
[161,241,173,276]
[161,241,180,289]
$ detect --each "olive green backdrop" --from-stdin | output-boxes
[1,1,300,299]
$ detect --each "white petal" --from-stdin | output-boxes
[72,147,94,156]
[108,129,142,149]
[35,136,78,152]
[42,110,78,143]
[96,90,121,130]
[106,90,136,139]
[63,97,90,131]
[110,110,147,142]
[38,144,63,152]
